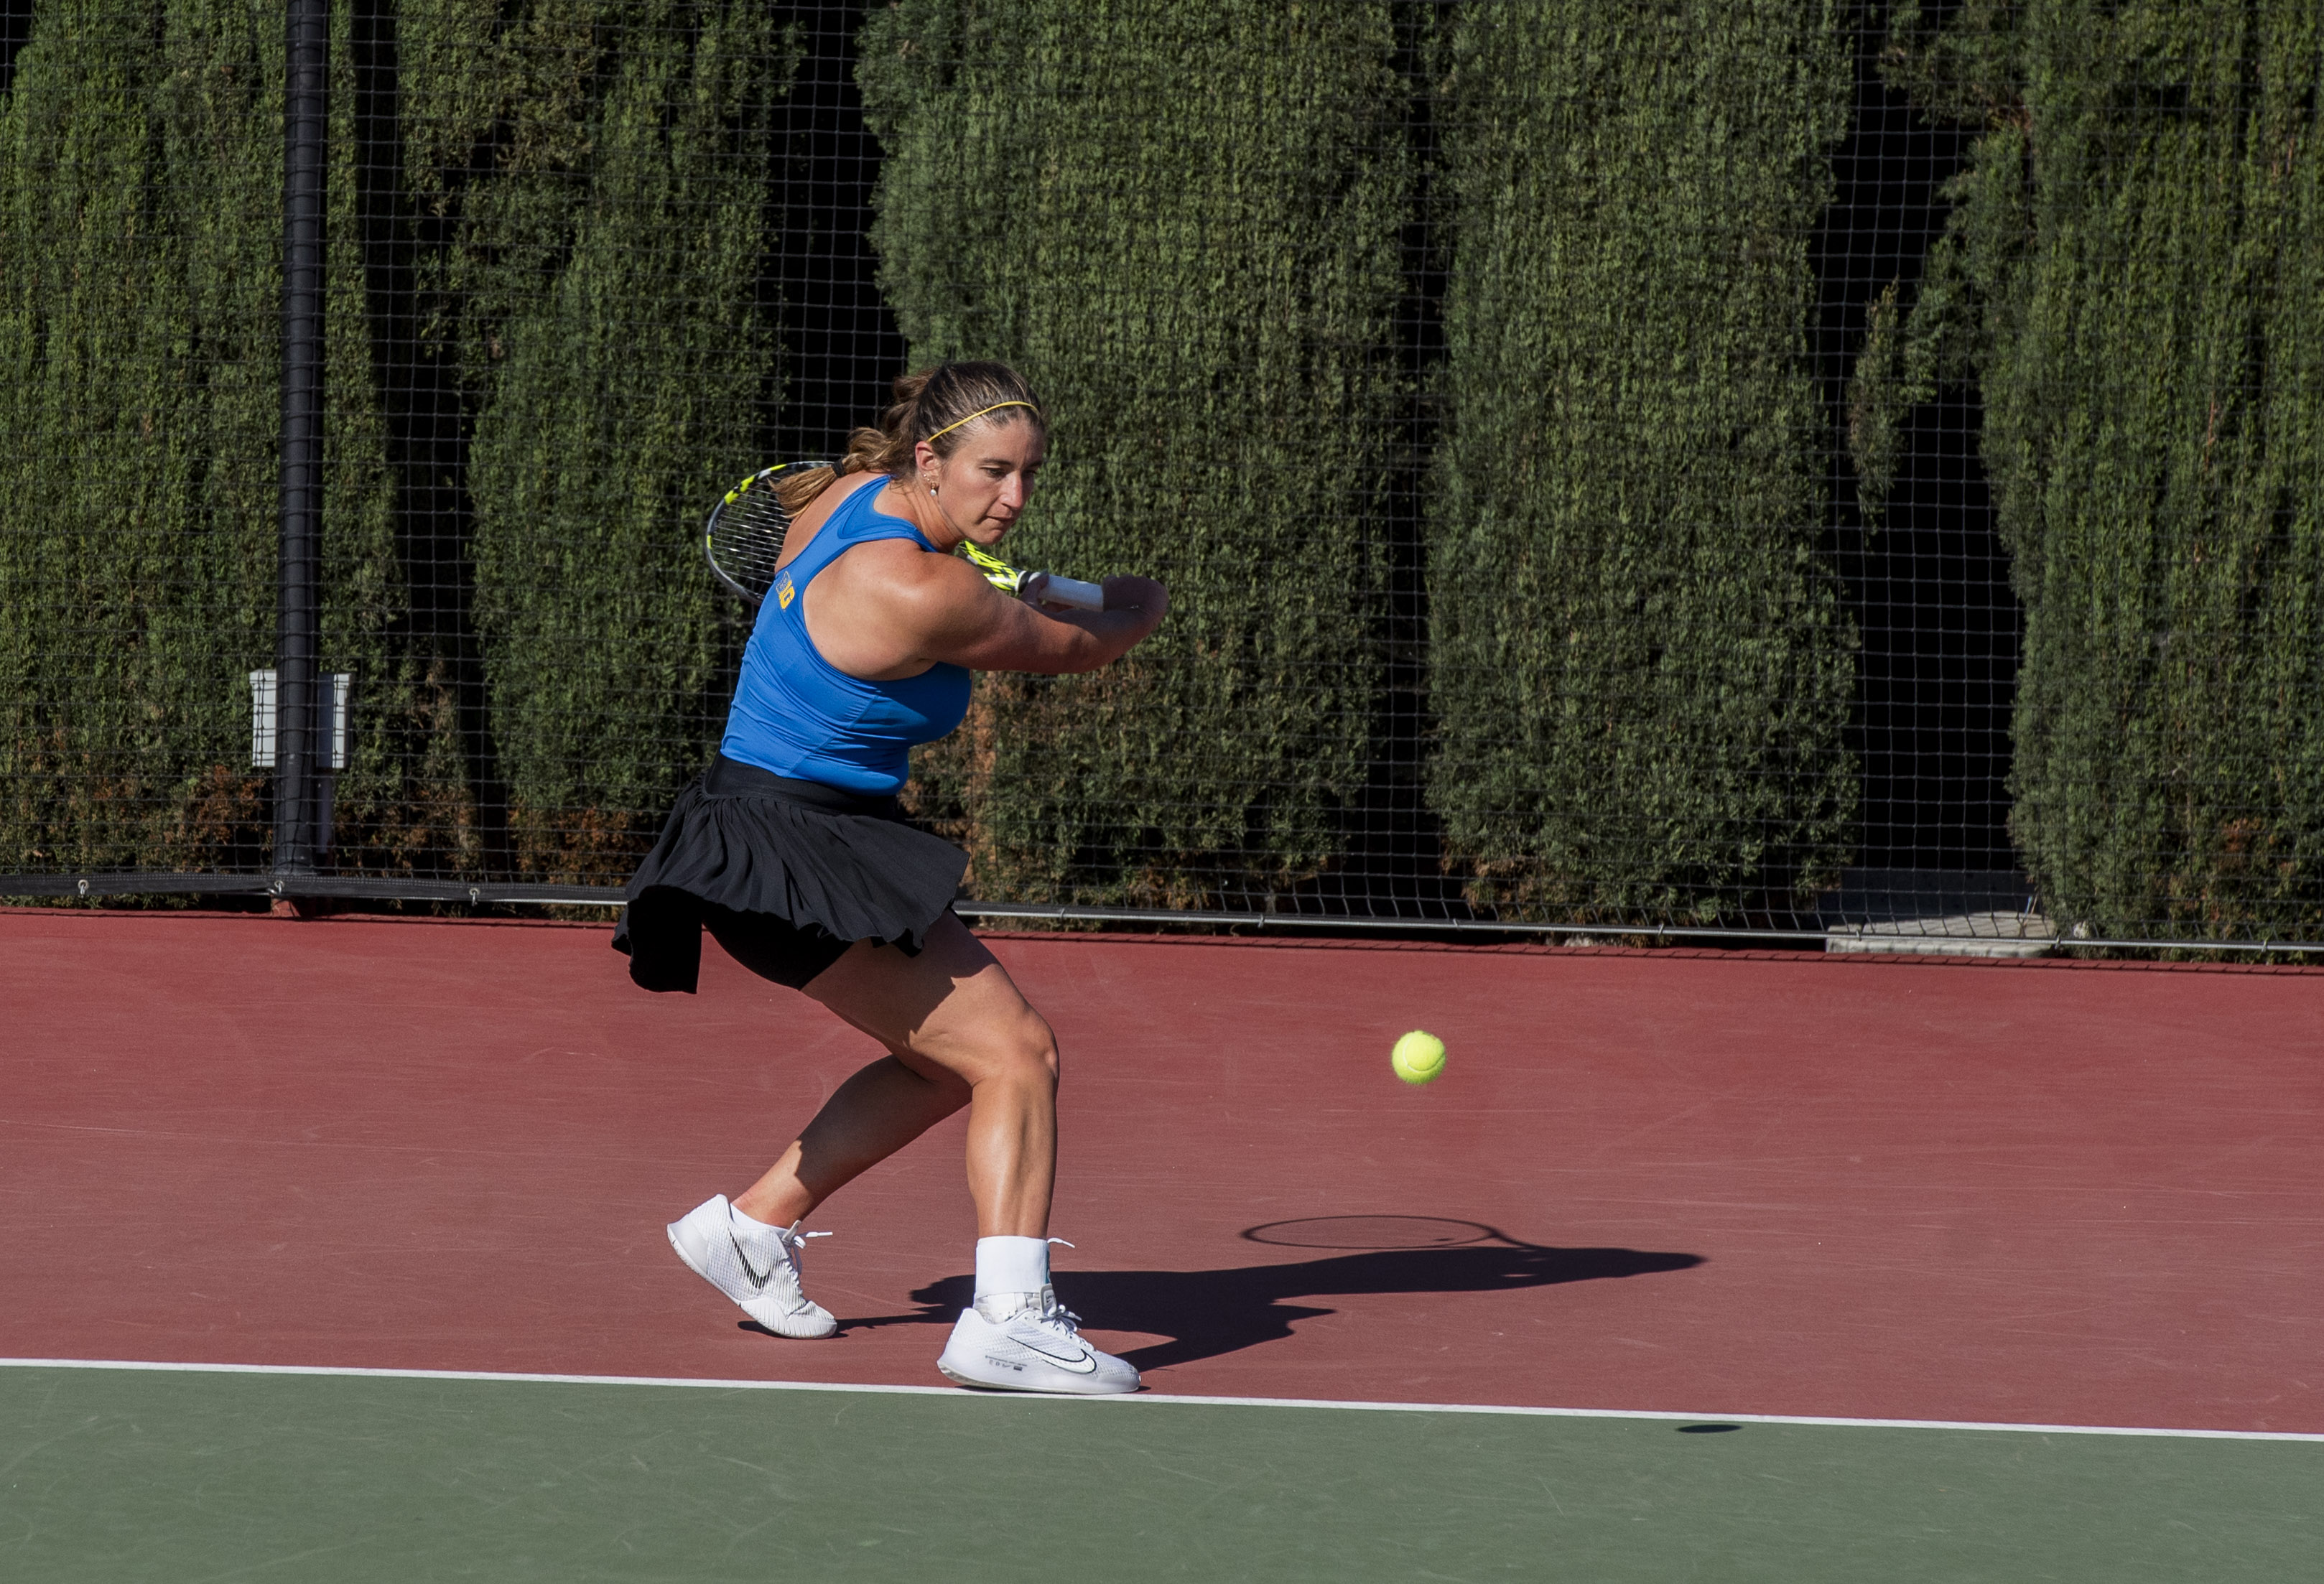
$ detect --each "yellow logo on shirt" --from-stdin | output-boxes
[776,574,795,610]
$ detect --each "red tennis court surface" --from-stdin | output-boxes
[4,909,2318,1432]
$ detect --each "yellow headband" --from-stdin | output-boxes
[924,401,1039,445]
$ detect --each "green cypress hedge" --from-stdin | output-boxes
[0,0,790,887]
[858,0,1409,908]
[19,1,2310,940]
[443,0,791,882]
[1855,1,2324,940]
[0,1,286,875]
[1425,0,1857,924]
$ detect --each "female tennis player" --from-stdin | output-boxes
[615,362,1166,1394]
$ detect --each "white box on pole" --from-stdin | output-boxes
[248,670,350,770]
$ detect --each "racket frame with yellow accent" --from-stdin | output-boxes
[703,462,1103,612]
[957,540,1105,612]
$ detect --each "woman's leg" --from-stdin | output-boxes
[730,914,1059,1237]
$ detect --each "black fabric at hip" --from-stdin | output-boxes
[697,903,852,992]
[612,755,967,994]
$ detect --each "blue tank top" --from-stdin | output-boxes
[720,480,972,795]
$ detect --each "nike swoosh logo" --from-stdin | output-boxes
[1015,1337,1098,1374]
[729,1232,773,1289]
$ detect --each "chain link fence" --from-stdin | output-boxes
[3,1,2318,952]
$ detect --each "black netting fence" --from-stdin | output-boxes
[3,1,2318,952]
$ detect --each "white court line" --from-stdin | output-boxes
[4,1357,2320,1444]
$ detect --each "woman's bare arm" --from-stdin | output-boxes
[805,539,1168,680]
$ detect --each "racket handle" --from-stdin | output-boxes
[1031,573,1105,612]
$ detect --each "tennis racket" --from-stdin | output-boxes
[704,462,1105,612]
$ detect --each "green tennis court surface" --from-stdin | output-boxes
[4,1364,2315,1582]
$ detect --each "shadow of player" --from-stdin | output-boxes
[829,1218,1702,1371]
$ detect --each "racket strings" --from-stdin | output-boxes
[720,493,789,584]
[705,473,796,606]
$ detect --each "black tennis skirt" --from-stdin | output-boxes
[612,753,967,994]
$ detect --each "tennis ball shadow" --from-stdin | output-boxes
[842,1223,1703,1369]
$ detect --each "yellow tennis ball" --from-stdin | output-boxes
[1390,1030,1447,1085]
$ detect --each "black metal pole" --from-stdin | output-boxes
[275,0,328,877]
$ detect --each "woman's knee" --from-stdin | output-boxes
[966,1007,1059,1089]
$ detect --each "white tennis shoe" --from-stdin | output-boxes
[665,1194,837,1339]
[936,1288,1140,1394]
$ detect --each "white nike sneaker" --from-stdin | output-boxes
[936,1287,1140,1394]
[665,1194,837,1339]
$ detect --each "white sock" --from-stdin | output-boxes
[729,1200,787,1239]
[974,1235,1051,1299]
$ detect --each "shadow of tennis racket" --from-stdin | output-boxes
[850,1216,1702,1369]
